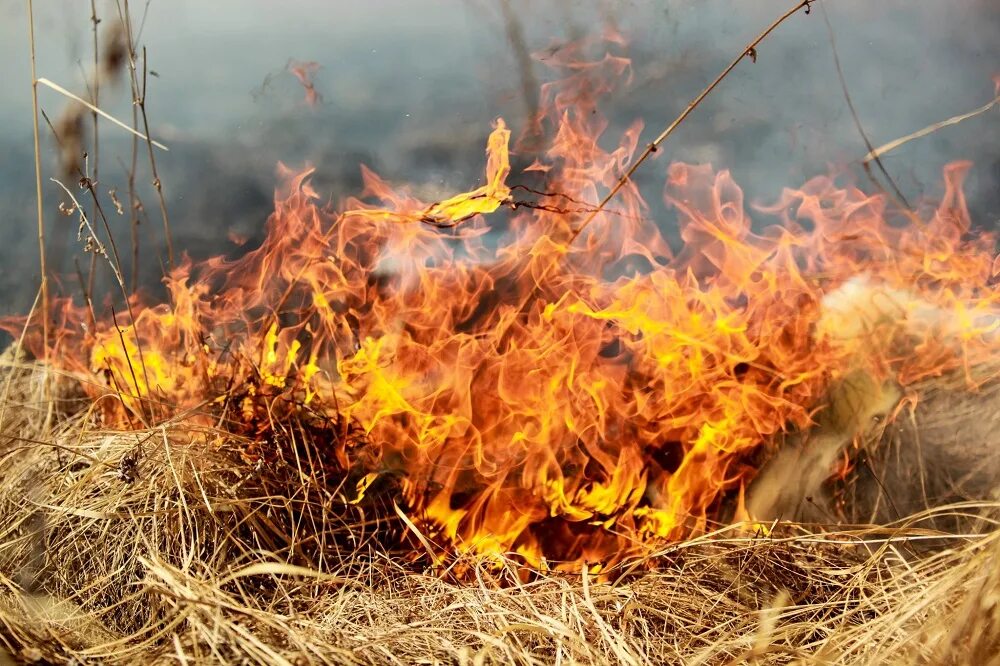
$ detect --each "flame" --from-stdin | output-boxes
[8,40,999,571]
[288,60,322,107]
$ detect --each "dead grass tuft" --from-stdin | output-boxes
[1,357,999,664]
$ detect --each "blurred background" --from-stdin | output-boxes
[0,0,997,319]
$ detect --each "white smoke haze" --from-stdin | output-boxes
[751,273,1000,524]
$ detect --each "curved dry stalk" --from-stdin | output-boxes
[863,94,1000,165]
[818,0,910,210]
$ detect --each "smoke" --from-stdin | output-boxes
[749,274,1000,524]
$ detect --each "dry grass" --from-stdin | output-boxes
[1,356,999,665]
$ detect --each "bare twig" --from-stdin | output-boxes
[568,0,816,245]
[128,117,142,294]
[140,44,175,269]
[90,5,101,197]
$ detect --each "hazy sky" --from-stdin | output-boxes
[3,1,994,140]
[0,0,997,313]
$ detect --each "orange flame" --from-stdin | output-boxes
[288,59,322,107]
[9,41,999,571]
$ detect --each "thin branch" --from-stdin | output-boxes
[89,0,103,305]
[139,44,176,270]
[122,149,143,293]
[133,0,152,44]
[568,0,815,245]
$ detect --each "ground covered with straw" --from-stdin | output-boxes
[0,357,998,665]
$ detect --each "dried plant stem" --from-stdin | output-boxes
[0,289,41,431]
[139,46,174,270]
[26,0,48,357]
[52,179,153,427]
[54,181,125,290]
[90,0,101,265]
[818,1,910,210]
[129,116,141,293]
[88,0,102,306]
[568,0,815,245]
[863,95,1000,165]
[73,256,97,329]
[87,234,99,309]
[34,78,169,151]
[118,0,174,270]
[120,1,144,295]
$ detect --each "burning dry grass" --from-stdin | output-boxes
[8,2,1000,662]
[1,356,999,665]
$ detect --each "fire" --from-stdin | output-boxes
[9,39,998,571]
[288,60,322,107]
